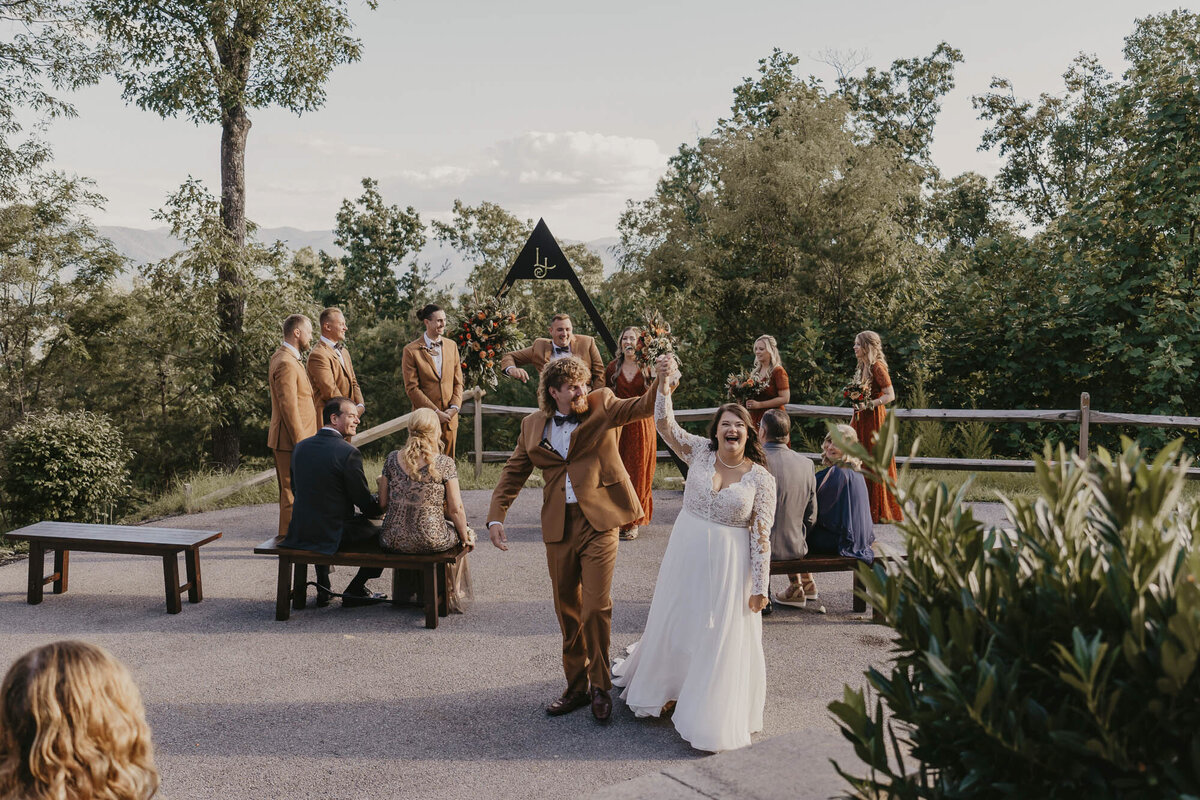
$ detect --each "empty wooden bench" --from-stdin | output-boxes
[771,542,898,612]
[254,537,467,629]
[6,521,222,614]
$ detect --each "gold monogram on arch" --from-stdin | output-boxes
[532,247,557,279]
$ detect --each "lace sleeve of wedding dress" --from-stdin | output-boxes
[654,391,707,465]
[749,467,776,596]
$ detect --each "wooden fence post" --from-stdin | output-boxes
[473,385,486,479]
[183,482,193,514]
[1079,392,1090,457]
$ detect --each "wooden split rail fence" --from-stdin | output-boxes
[192,390,1200,508]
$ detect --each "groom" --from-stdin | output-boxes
[487,356,661,721]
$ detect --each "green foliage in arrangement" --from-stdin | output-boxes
[1,410,132,527]
[829,414,1200,799]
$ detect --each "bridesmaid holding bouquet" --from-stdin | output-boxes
[605,326,656,540]
[849,330,903,523]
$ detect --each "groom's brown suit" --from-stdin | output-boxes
[488,378,658,694]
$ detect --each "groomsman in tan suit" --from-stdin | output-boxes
[307,307,365,432]
[487,356,661,722]
[402,303,464,456]
[268,314,319,541]
[499,313,606,390]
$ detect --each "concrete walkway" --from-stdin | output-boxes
[0,491,1007,800]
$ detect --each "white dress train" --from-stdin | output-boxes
[612,392,775,752]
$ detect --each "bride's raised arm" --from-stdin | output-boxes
[654,388,706,465]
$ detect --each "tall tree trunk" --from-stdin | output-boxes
[213,104,251,470]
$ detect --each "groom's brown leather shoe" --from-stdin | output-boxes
[546,690,590,716]
[590,687,612,722]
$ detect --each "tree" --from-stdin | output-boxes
[0,172,121,428]
[973,54,1120,225]
[301,177,431,324]
[88,0,374,469]
[0,0,111,198]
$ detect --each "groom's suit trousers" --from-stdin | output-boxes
[546,503,619,694]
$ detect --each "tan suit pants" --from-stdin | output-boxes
[545,503,619,694]
[273,449,293,540]
[441,422,457,459]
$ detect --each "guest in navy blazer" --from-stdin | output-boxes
[281,397,385,606]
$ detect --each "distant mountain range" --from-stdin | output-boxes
[98,226,622,292]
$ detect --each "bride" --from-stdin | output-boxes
[612,356,776,752]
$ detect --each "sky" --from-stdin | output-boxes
[43,0,1185,242]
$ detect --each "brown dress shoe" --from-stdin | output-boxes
[590,687,612,722]
[546,690,590,717]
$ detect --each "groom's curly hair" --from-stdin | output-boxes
[538,356,592,415]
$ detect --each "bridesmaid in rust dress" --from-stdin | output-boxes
[849,330,903,523]
[605,326,656,541]
[744,335,790,427]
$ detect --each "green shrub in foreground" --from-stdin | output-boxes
[831,417,1200,799]
[1,411,133,528]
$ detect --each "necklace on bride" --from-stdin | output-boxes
[716,451,745,469]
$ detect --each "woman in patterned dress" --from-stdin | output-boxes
[849,330,903,523]
[613,356,776,752]
[377,408,476,612]
[604,326,655,541]
[744,334,790,427]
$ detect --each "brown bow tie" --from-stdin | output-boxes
[333,341,344,351]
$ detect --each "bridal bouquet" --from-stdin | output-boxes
[727,367,769,405]
[454,293,525,387]
[633,311,680,387]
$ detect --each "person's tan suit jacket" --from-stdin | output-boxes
[267,346,318,451]
[499,335,606,390]
[487,379,658,541]
[306,339,364,419]
[401,336,464,453]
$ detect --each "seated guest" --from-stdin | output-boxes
[281,396,386,607]
[0,641,159,800]
[377,408,476,613]
[808,424,875,564]
[757,409,820,609]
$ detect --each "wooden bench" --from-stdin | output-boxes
[253,537,467,629]
[771,542,898,612]
[6,521,222,614]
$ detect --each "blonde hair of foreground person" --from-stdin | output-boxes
[0,641,158,800]
[402,407,444,482]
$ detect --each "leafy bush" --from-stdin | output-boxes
[1,411,133,527]
[830,415,1200,799]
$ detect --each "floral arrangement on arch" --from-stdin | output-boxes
[726,367,769,405]
[454,293,525,387]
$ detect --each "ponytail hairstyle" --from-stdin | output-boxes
[402,407,443,482]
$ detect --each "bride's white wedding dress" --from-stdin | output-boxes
[612,391,775,752]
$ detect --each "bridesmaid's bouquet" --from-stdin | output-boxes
[727,367,769,405]
[633,311,680,387]
[841,381,869,407]
[454,293,525,387]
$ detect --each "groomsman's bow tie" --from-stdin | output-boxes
[333,341,344,350]
[553,346,570,355]
[553,413,580,426]
[425,342,439,352]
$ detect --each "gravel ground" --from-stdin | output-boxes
[0,491,1009,800]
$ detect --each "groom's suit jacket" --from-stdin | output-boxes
[306,339,364,419]
[487,379,658,541]
[499,335,606,390]
[401,335,464,454]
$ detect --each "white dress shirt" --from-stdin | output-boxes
[423,333,443,378]
[281,341,301,360]
[320,335,345,367]
[546,414,579,504]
